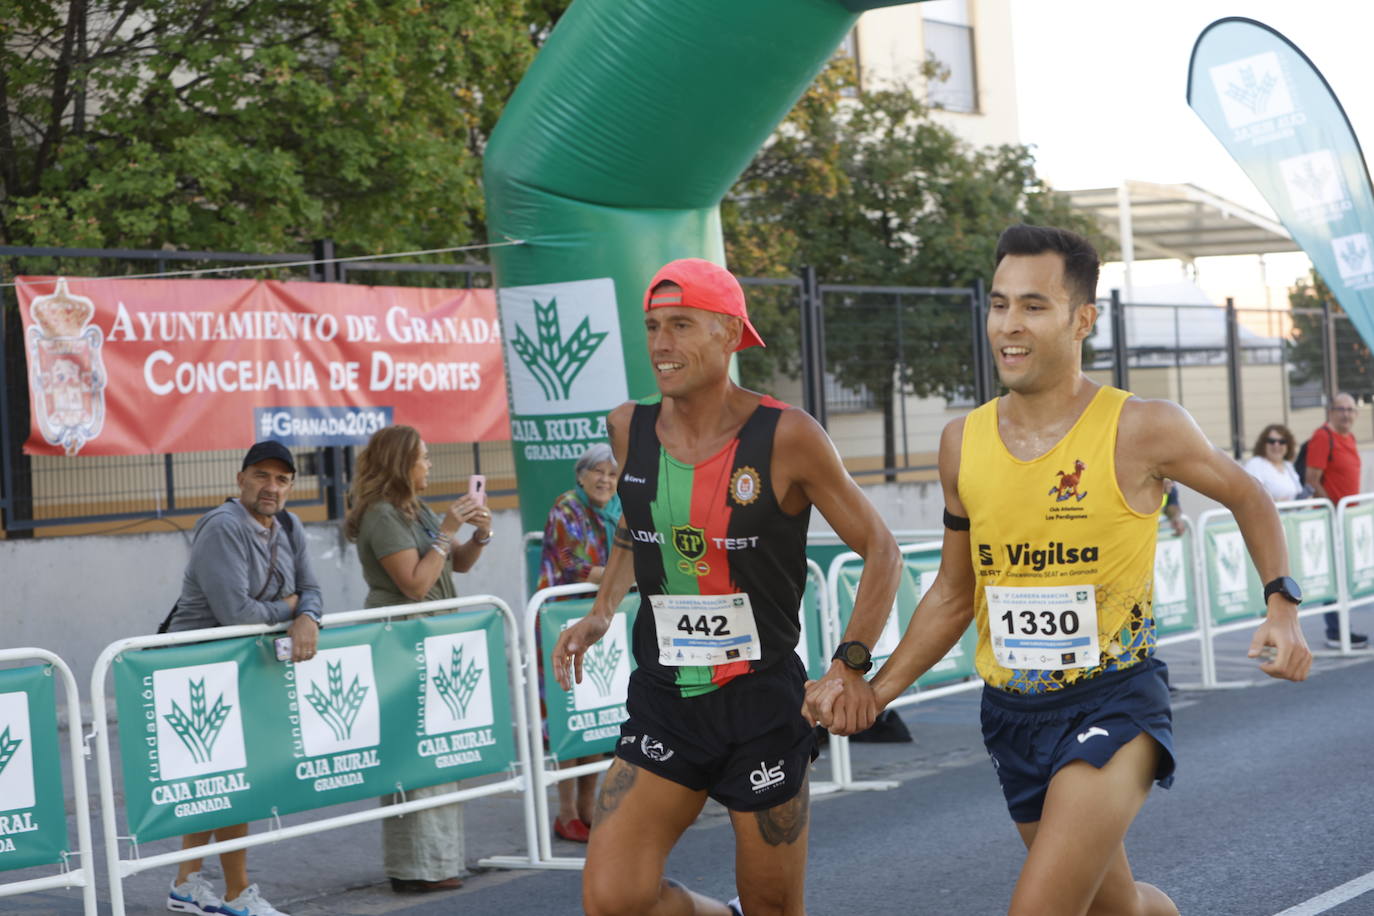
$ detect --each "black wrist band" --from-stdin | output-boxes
[943,508,970,531]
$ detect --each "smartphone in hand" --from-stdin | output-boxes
[468,474,486,507]
[274,637,293,662]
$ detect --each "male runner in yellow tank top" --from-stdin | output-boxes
[808,224,1311,916]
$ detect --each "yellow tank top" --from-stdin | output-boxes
[959,386,1160,694]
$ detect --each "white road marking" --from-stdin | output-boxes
[1274,870,1374,915]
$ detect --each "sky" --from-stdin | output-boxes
[1008,0,1374,306]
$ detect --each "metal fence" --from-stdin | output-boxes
[3,241,1368,536]
[1090,292,1372,462]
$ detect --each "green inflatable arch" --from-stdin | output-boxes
[485,0,913,537]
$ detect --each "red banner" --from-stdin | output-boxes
[16,276,510,456]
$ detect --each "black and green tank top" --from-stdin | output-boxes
[619,395,812,697]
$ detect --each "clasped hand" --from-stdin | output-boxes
[802,667,880,735]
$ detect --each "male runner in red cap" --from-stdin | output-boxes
[554,257,900,916]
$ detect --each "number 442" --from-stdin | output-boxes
[677,614,731,637]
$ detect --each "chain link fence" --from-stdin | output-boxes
[3,243,1367,536]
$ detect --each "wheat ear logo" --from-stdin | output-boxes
[1218,537,1243,587]
[583,639,623,698]
[1340,237,1371,273]
[0,726,22,777]
[1224,65,1277,115]
[432,645,484,720]
[1286,159,1330,205]
[510,297,607,401]
[305,661,369,741]
[1302,526,1325,571]
[1356,520,1373,566]
[163,679,232,764]
[1159,546,1181,591]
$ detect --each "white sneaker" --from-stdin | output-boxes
[727,896,744,916]
[219,884,290,916]
[167,872,223,914]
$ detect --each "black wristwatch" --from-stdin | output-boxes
[1263,576,1302,606]
[831,641,873,673]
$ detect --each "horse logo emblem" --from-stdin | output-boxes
[1049,459,1088,502]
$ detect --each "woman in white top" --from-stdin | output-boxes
[1243,423,1304,502]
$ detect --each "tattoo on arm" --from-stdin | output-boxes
[753,777,809,846]
[613,520,632,549]
[595,759,638,823]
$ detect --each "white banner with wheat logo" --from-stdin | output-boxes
[1281,509,1336,605]
[1343,502,1374,599]
[1203,520,1264,623]
[538,594,639,760]
[115,608,516,843]
[0,666,69,872]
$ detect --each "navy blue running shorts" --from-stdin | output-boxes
[615,654,817,812]
[980,657,1176,823]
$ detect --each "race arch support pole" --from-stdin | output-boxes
[484,0,920,533]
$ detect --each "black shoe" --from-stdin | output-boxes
[1325,632,1369,649]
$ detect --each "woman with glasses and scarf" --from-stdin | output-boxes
[1243,423,1304,502]
[345,424,492,894]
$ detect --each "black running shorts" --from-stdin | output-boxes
[981,657,1176,823]
[615,654,817,812]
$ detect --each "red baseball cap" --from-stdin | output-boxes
[643,258,765,350]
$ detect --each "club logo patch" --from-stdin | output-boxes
[1048,459,1088,503]
[672,524,706,562]
[730,466,760,506]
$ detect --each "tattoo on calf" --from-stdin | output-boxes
[754,780,809,846]
[596,761,638,821]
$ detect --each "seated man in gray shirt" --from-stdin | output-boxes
[165,440,322,916]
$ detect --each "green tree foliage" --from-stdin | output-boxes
[1288,268,1371,399]
[0,0,570,257]
[724,59,1104,473]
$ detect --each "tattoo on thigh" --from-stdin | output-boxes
[753,779,809,846]
[595,761,638,822]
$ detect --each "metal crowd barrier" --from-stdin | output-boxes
[89,595,536,916]
[514,558,831,868]
[822,541,982,792]
[507,583,637,871]
[1193,496,1367,686]
[69,500,1370,913]
[0,648,97,914]
[1333,493,1374,653]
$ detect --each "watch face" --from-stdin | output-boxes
[845,644,869,665]
[1282,576,1302,601]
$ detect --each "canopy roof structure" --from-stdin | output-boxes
[1065,180,1300,262]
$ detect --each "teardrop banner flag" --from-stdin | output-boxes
[1188,17,1374,349]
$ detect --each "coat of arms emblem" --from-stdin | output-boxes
[26,277,106,455]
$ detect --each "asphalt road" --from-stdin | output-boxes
[10,617,1374,916]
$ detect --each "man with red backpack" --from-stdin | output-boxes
[1302,392,1368,648]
